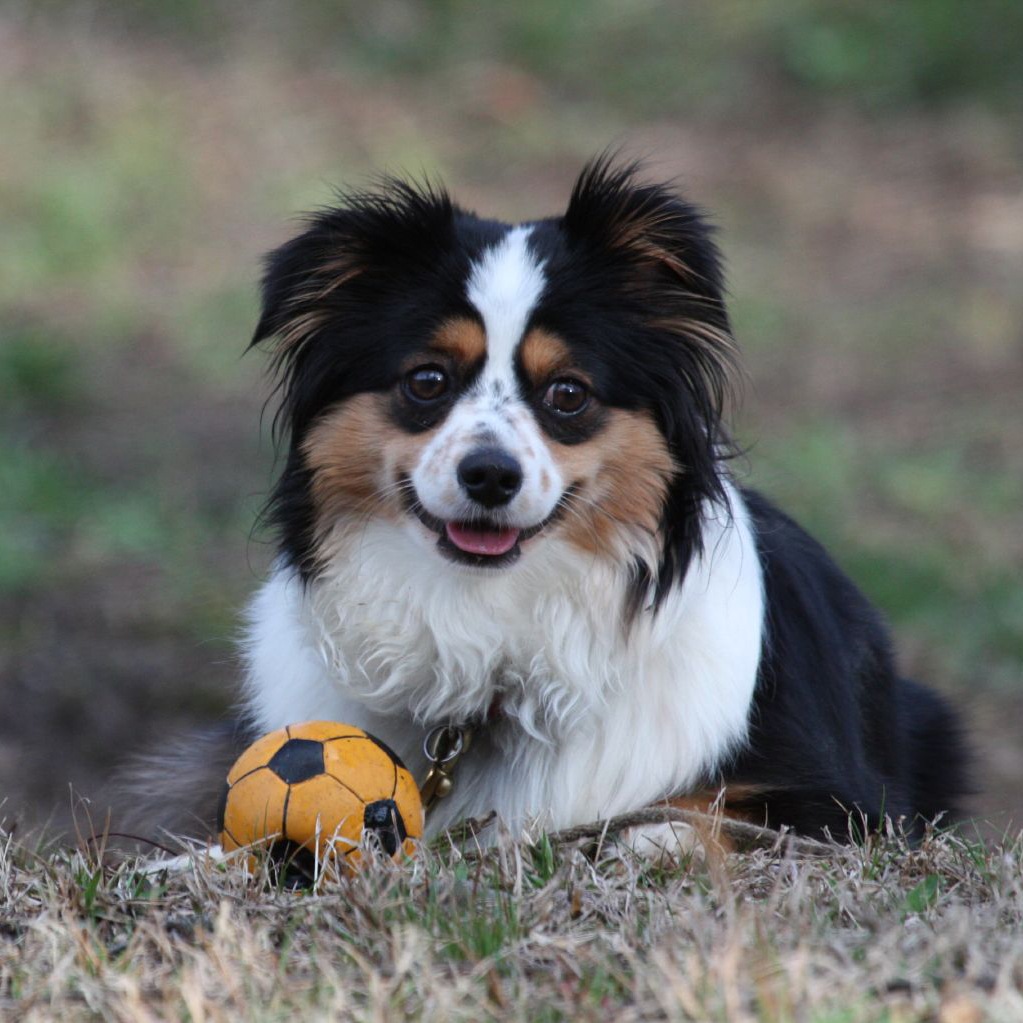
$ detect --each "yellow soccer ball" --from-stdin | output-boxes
[218,721,423,884]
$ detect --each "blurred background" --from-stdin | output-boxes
[1,1,1020,839]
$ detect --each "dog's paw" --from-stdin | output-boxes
[620,821,704,864]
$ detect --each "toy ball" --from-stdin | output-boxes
[218,721,423,883]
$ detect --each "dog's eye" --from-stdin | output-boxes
[403,365,450,403]
[543,378,589,415]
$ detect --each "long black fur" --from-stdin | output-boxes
[130,158,967,844]
[725,491,969,838]
[250,157,968,839]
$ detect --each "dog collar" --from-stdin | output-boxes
[419,723,473,812]
[418,697,502,813]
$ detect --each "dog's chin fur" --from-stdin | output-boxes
[244,483,764,836]
[136,157,967,848]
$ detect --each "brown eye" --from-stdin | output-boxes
[403,365,449,403]
[543,378,589,415]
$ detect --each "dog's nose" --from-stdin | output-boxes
[457,448,523,508]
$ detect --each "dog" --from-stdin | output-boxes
[152,158,969,850]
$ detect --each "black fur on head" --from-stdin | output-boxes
[528,155,739,608]
[252,178,481,442]
[249,178,506,578]
[251,158,740,609]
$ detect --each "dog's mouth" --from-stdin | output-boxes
[402,478,575,568]
[444,522,521,557]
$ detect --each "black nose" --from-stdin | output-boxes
[457,448,523,508]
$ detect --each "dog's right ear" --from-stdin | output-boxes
[251,180,456,448]
[250,213,363,363]
[251,178,456,363]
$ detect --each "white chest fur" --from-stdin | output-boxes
[243,485,764,837]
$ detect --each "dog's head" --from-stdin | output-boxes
[255,158,738,610]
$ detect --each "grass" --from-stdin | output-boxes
[24,0,1023,115]
[747,423,1023,690]
[0,6,1021,1016]
[2,821,1022,1020]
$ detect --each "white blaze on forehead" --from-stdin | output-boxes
[409,225,560,529]
[466,225,546,393]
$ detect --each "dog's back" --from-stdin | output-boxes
[121,160,969,846]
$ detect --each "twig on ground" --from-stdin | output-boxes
[443,805,836,857]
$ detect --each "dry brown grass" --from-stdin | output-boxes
[2,815,1021,1022]
[1,13,1021,1020]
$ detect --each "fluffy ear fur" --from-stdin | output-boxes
[560,156,741,607]
[563,156,738,423]
[249,181,473,578]
[251,179,457,348]
[251,179,460,441]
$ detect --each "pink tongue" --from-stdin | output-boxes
[445,522,521,556]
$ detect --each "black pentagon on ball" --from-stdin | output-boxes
[363,799,407,857]
[266,840,318,890]
[267,738,325,784]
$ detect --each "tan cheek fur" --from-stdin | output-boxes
[300,318,483,541]
[553,409,675,556]
[302,394,433,538]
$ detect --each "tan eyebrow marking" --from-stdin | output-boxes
[518,328,576,385]
[428,317,487,365]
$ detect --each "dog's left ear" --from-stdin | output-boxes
[566,158,741,610]
[565,158,722,285]
[564,156,739,430]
